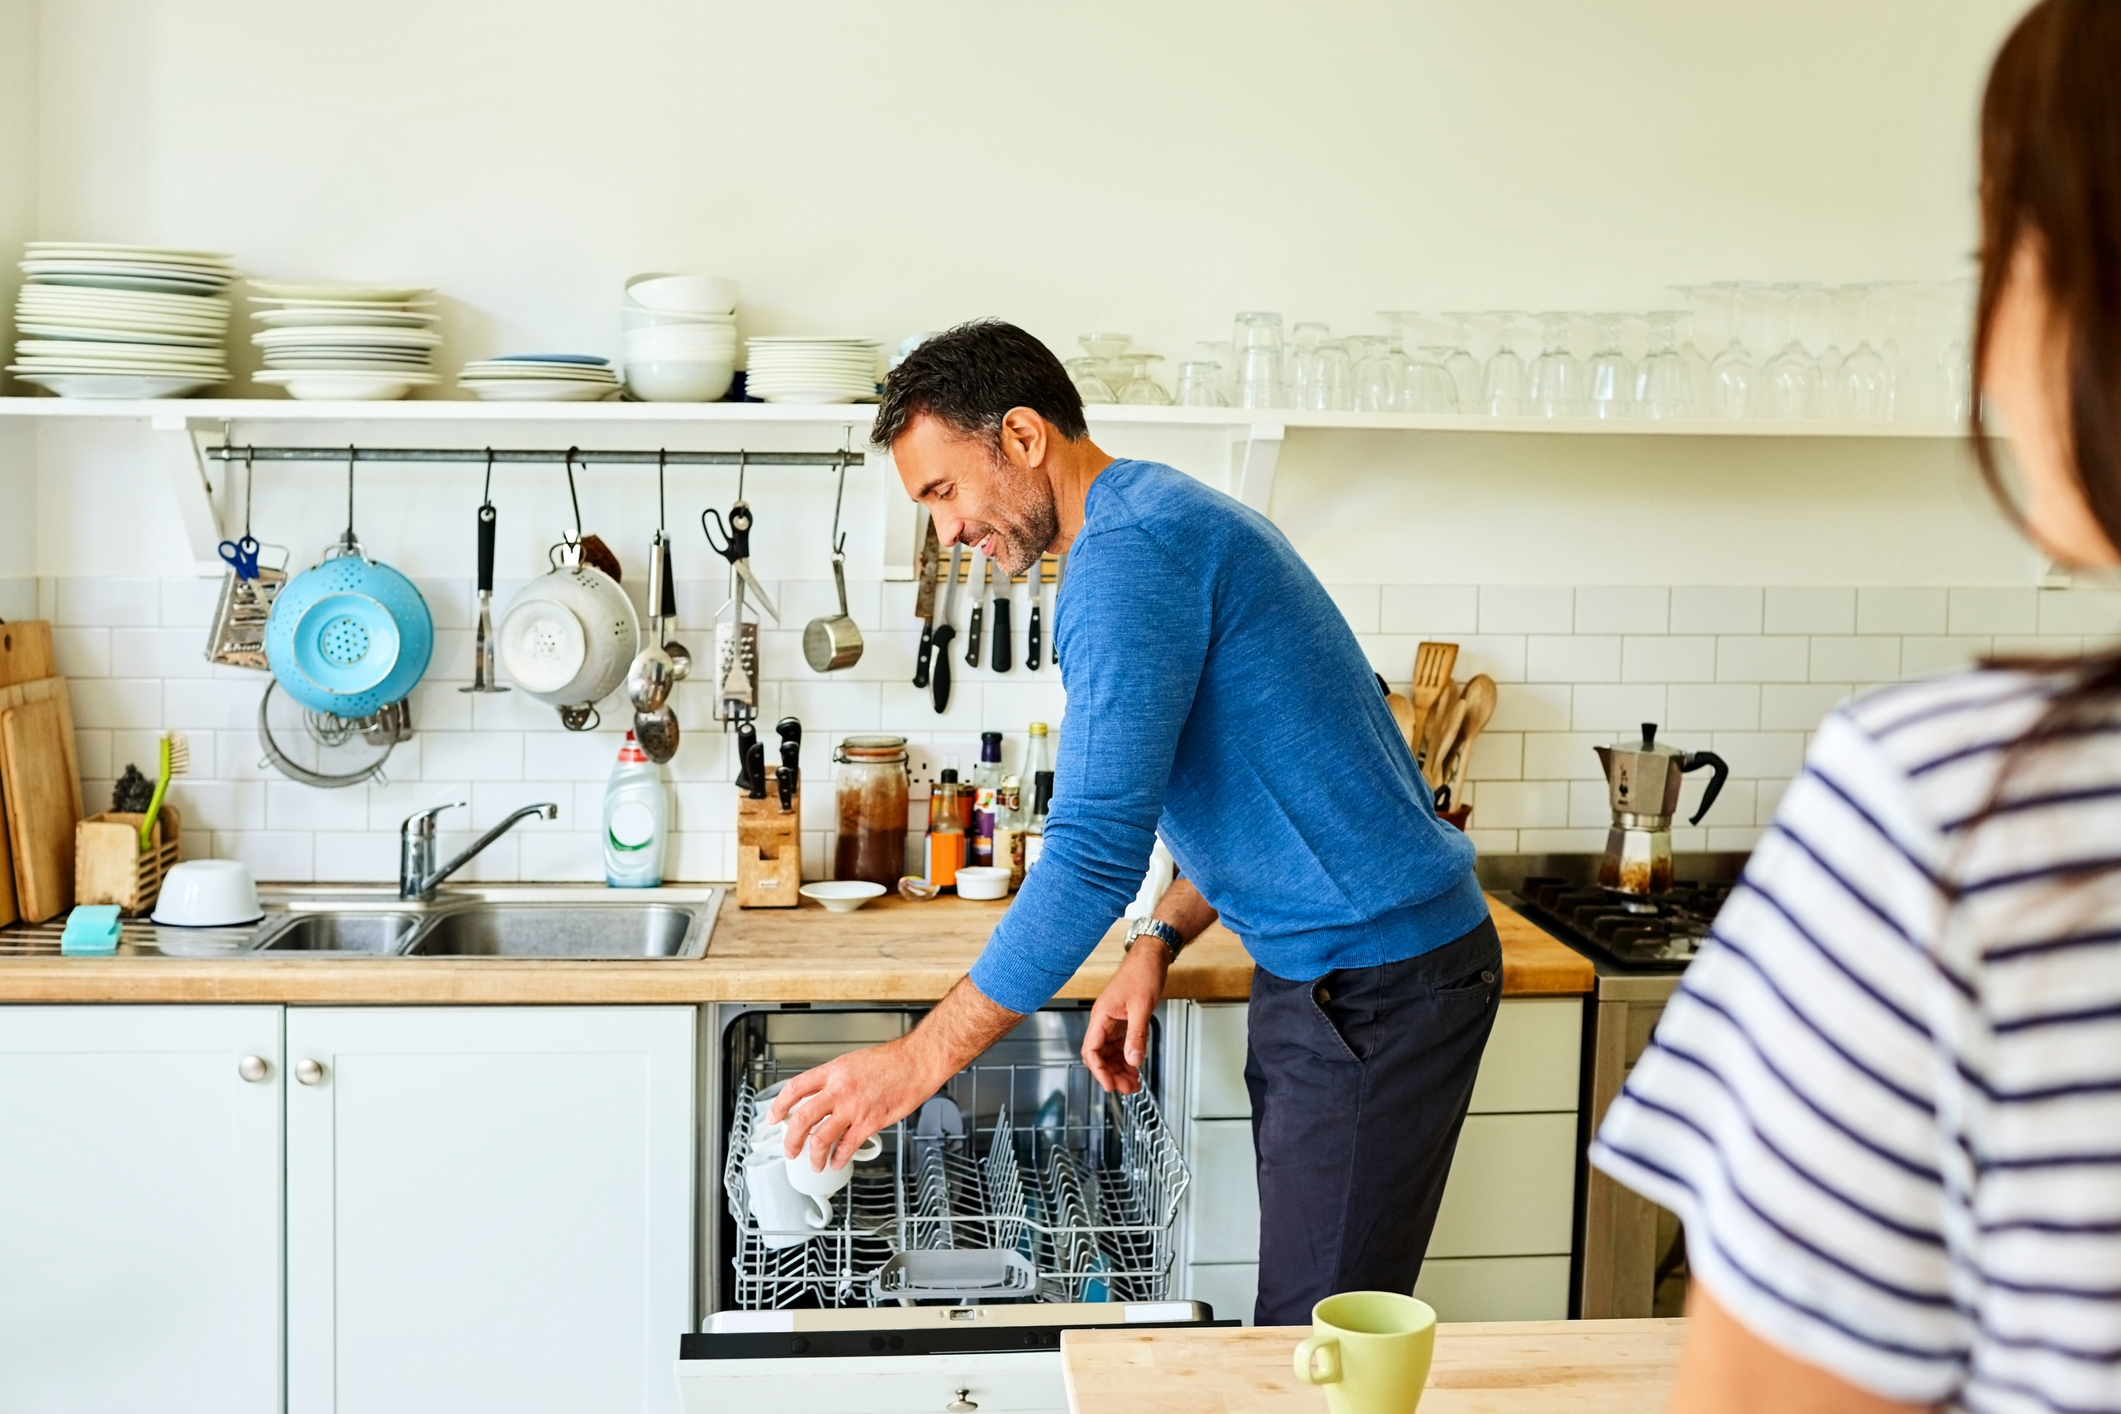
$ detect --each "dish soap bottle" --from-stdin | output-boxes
[603,731,668,887]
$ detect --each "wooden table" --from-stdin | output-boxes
[0,891,1591,1005]
[1061,1320,1684,1414]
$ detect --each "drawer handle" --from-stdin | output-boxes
[946,1391,978,1413]
[295,1058,327,1086]
[237,1055,270,1083]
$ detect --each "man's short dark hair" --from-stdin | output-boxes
[870,319,1087,450]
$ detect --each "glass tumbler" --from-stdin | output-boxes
[1174,361,1226,407]
[1286,321,1330,406]
[1348,335,1401,412]
[1233,312,1285,408]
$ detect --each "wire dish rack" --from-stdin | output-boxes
[723,1058,1188,1310]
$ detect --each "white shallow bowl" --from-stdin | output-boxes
[625,358,734,402]
[953,867,1011,901]
[799,881,887,913]
[15,371,219,399]
[462,379,618,402]
[624,272,738,315]
[152,860,263,927]
[252,370,435,401]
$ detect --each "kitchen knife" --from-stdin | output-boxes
[964,548,987,668]
[1026,555,1043,671]
[990,557,1012,673]
[735,720,759,792]
[911,515,941,689]
[776,715,802,753]
[778,720,802,792]
[930,544,964,713]
[746,741,769,799]
[775,763,795,811]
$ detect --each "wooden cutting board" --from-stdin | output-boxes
[0,686,82,924]
[0,620,54,689]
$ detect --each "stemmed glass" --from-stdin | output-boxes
[1482,312,1529,417]
[1691,282,1757,419]
[1348,335,1401,413]
[1830,284,1892,421]
[1760,283,1822,419]
[1174,361,1226,407]
[1405,347,1460,413]
[1066,358,1116,405]
[1526,312,1587,417]
[1114,354,1170,405]
[1636,311,1694,419]
[1439,313,1484,414]
[1586,314,1636,419]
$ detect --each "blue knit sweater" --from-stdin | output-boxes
[968,459,1484,1014]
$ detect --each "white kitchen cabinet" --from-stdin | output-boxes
[0,1005,284,1414]
[286,1006,695,1414]
[1178,998,1583,1321]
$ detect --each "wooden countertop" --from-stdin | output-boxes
[1062,1319,1684,1414]
[0,892,1590,1005]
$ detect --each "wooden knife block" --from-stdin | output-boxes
[76,808,182,915]
[736,785,801,908]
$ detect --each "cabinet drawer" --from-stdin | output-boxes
[1184,1118,1259,1263]
[1190,1004,1251,1118]
[1424,1112,1578,1259]
[1414,1255,1571,1322]
[1185,1263,1259,1327]
[1466,998,1582,1114]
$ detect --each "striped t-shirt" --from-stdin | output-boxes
[1592,666,2121,1414]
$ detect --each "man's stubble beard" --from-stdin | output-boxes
[986,461,1060,577]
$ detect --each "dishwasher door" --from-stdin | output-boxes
[702,1004,1183,1315]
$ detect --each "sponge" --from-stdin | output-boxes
[61,905,123,956]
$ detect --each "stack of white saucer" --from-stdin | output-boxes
[742,336,883,404]
[459,354,620,402]
[9,242,235,398]
[247,280,439,401]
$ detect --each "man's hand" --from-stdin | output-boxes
[768,975,1020,1170]
[1084,878,1219,1095]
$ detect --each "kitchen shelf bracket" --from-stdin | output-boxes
[151,415,231,570]
[1230,423,1284,513]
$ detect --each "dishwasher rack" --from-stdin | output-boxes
[723,1058,1188,1310]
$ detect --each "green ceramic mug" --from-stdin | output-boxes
[1292,1292,1437,1414]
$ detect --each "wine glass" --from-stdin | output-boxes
[1174,361,1226,407]
[1636,311,1694,419]
[1406,347,1460,413]
[1760,283,1822,419]
[1347,335,1401,412]
[1585,314,1636,419]
[1830,284,1893,421]
[1526,312,1587,417]
[1065,357,1116,405]
[1482,312,1529,417]
[1691,282,1757,419]
[1114,353,1170,405]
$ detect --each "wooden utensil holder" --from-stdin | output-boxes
[75,807,181,915]
[736,787,801,908]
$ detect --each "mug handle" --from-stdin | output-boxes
[1293,1334,1342,1385]
[804,1193,833,1229]
[853,1134,883,1162]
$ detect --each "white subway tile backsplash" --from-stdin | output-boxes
[1715,636,1809,683]
[1488,682,1572,734]
[1708,732,1807,778]
[1623,636,1715,683]
[218,830,315,883]
[1948,588,2037,635]
[163,679,263,730]
[1899,637,1991,679]
[424,731,523,781]
[109,627,215,679]
[74,729,111,782]
[518,832,604,883]
[1994,634,2081,658]
[167,780,265,832]
[161,576,224,629]
[266,779,372,832]
[1764,587,1855,635]
[1468,780,1569,829]
[2038,587,2121,635]
[1571,684,1667,733]
[1478,586,1573,634]
[1856,587,1947,635]
[1527,635,1619,683]
[51,627,109,678]
[1574,587,1668,634]
[1452,635,1528,684]
[57,577,159,627]
[1707,825,1765,851]
[312,831,398,882]
[469,781,574,829]
[1520,732,1605,780]
[70,678,162,730]
[1810,636,1899,682]
[1670,587,1762,635]
[1761,683,1853,731]
[1323,584,1380,634]
[1517,827,1607,852]
[1567,779,1614,829]
[1665,684,1761,732]
[1380,585,1479,635]
[1465,731,1521,782]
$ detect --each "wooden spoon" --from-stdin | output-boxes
[1386,691,1418,751]
[1420,679,1465,788]
[1444,675,1499,807]
[1408,641,1459,745]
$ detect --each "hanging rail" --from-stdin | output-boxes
[203,444,861,468]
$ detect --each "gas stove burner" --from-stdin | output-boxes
[1515,875,1736,969]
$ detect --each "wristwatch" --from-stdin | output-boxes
[1124,916,1185,961]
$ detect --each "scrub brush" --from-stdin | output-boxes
[138,732,188,851]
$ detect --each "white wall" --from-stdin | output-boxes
[0,0,35,592]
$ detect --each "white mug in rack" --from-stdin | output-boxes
[785,1132,883,1203]
[745,1152,830,1247]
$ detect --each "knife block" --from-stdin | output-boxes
[736,785,801,908]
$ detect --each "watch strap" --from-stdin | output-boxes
[1125,916,1185,959]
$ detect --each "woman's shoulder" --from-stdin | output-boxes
[1827,664,2079,790]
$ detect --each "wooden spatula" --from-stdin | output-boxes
[1417,676,1462,778]
[1408,641,1459,745]
[1443,675,1498,807]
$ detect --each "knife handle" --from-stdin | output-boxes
[965,607,983,667]
[746,742,769,799]
[913,622,934,689]
[476,504,497,595]
[990,598,1012,672]
[930,625,955,712]
[1027,603,1042,671]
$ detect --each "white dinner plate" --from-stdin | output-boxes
[246,281,432,303]
[744,336,882,346]
[259,357,434,372]
[12,355,229,374]
[15,322,226,347]
[460,380,620,402]
[24,272,231,296]
[251,307,437,328]
[14,371,220,399]
[757,389,873,404]
[15,339,227,364]
[25,241,234,263]
[253,325,442,347]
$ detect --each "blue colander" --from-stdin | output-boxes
[265,541,433,718]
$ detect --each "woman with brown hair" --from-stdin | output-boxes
[1591,3,2121,1411]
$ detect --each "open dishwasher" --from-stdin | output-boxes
[677,1004,1218,1414]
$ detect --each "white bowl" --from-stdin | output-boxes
[151,860,264,927]
[625,358,734,402]
[954,867,1011,901]
[799,881,886,913]
[624,272,739,315]
[624,329,738,357]
[621,305,736,334]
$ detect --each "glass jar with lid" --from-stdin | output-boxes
[833,736,909,886]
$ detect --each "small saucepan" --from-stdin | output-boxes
[803,551,863,673]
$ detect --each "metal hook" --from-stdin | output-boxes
[480,447,495,508]
[829,457,848,558]
[563,446,584,540]
[342,443,357,548]
[243,444,256,540]
[657,448,668,531]
[735,449,747,504]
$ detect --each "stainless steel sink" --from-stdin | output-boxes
[403,904,712,959]
[255,912,422,955]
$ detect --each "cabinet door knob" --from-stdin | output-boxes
[295,1058,327,1086]
[946,1392,978,1413]
[237,1055,270,1083]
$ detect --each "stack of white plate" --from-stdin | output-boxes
[459,354,619,402]
[743,337,883,404]
[8,242,235,398]
[247,280,439,401]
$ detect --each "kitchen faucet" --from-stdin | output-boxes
[399,801,559,901]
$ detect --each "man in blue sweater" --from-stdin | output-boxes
[770,320,1500,1321]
